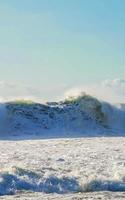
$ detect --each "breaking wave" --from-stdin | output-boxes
[0,93,125,137]
[1,167,125,196]
[0,167,79,196]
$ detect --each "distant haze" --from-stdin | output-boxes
[0,1,125,102]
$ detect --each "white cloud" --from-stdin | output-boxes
[102,78,125,98]
[0,81,41,102]
[0,79,125,103]
[0,81,68,103]
[102,78,125,88]
[64,78,125,104]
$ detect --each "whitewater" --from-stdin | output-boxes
[0,94,125,199]
[0,94,125,138]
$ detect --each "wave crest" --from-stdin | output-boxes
[0,93,124,137]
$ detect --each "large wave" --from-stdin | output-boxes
[0,94,125,137]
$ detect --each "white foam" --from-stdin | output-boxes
[1,167,125,196]
[0,95,125,137]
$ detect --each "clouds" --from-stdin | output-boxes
[102,78,125,88]
[0,81,40,102]
[102,78,125,98]
[64,78,125,103]
[0,81,68,102]
[0,79,125,103]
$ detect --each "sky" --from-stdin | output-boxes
[0,0,125,102]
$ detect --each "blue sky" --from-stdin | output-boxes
[0,0,125,102]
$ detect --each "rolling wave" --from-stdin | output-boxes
[0,94,125,137]
[1,167,125,196]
